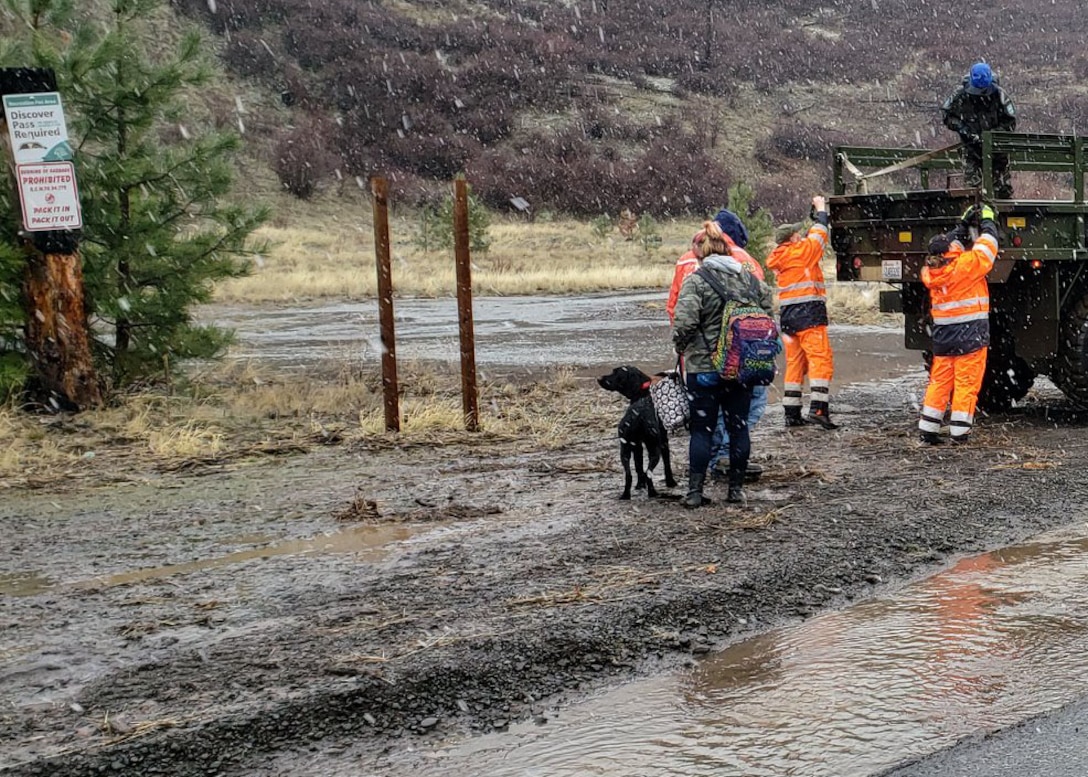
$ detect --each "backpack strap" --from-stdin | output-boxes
[694,267,767,358]
[694,267,729,302]
[695,266,762,306]
[694,267,742,357]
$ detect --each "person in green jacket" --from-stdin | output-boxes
[672,221,773,507]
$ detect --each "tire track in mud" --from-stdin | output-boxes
[4,383,1088,776]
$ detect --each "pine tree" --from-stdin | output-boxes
[0,0,267,390]
[726,181,774,265]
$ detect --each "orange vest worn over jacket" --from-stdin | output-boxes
[766,221,829,335]
[922,231,996,356]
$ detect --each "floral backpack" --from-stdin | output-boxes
[696,269,781,388]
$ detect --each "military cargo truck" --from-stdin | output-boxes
[829,131,1088,409]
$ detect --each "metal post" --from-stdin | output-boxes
[452,178,479,432]
[981,131,993,198]
[371,177,399,432]
[1073,136,1084,205]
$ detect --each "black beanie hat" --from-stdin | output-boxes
[927,234,952,256]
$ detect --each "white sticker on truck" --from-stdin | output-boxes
[882,260,903,280]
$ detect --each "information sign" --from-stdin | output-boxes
[2,92,81,230]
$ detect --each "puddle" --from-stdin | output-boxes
[0,572,54,597]
[1,524,422,597]
[386,527,1088,777]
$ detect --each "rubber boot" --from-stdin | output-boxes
[784,406,808,428]
[727,468,745,503]
[919,431,943,446]
[807,400,839,430]
[681,472,711,509]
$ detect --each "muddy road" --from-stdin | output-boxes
[3,296,1088,776]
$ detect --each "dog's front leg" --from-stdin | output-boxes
[633,445,648,491]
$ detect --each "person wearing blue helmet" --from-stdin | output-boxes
[941,62,1017,198]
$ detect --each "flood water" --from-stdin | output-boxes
[374,525,1088,777]
[202,295,917,382]
[156,296,1087,773]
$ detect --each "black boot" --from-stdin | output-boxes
[727,468,745,503]
[744,463,763,483]
[784,406,807,428]
[806,400,839,430]
[681,472,711,509]
[919,431,943,446]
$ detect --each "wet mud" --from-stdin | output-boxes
[3,319,1088,776]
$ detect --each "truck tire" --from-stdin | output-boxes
[1050,291,1088,407]
[978,353,1035,412]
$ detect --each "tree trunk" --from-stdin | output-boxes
[1,67,102,410]
[23,249,102,409]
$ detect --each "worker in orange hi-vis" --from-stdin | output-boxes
[766,195,836,429]
[918,203,998,445]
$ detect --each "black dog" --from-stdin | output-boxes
[597,366,678,499]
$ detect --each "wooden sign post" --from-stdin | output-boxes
[0,68,100,410]
[371,177,400,432]
[452,178,479,432]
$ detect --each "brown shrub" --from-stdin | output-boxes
[272,119,339,199]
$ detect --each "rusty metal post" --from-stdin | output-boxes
[371,177,399,432]
[452,178,479,431]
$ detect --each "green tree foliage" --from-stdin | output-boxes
[415,183,491,254]
[725,181,774,265]
[0,237,27,395]
[0,0,268,389]
[590,214,613,242]
[637,214,662,257]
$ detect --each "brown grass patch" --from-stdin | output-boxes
[0,362,612,492]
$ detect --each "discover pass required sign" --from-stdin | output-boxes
[2,91,82,231]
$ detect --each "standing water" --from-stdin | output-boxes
[364,526,1088,777]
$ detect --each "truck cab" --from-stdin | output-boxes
[829,131,1088,409]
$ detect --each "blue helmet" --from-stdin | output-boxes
[968,62,994,93]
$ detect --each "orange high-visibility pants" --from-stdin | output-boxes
[918,348,988,439]
[782,325,835,408]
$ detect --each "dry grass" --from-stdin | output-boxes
[217,197,894,326]
[0,362,610,490]
[216,187,694,302]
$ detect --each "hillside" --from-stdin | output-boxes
[166,0,1088,222]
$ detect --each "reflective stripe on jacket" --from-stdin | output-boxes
[766,219,829,335]
[922,231,997,356]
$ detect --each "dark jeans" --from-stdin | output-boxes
[686,372,752,480]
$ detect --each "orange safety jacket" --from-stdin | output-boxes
[766,218,829,335]
[921,229,996,356]
[666,237,763,322]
